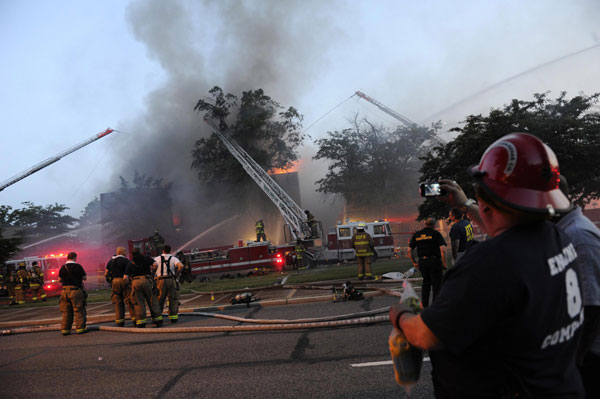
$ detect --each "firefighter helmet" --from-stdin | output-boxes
[357,222,366,230]
[469,132,570,214]
[18,261,26,267]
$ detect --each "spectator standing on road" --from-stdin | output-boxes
[125,248,162,328]
[105,246,132,327]
[58,252,88,335]
[391,133,583,398]
[557,175,600,398]
[153,245,183,324]
[352,222,375,280]
[448,208,474,265]
[408,218,447,307]
[29,261,46,302]
[255,219,267,242]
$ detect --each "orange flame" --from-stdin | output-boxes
[269,160,303,175]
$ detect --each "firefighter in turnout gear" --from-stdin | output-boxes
[29,261,46,302]
[352,223,375,280]
[125,248,162,328]
[5,267,16,305]
[153,245,183,323]
[294,239,307,270]
[105,247,132,327]
[58,252,88,335]
[14,262,29,304]
[255,219,266,242]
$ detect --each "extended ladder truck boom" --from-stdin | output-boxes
[354,91,417,128]
[0,127,115,192]
[204,120,313,241]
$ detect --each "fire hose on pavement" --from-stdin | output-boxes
[1,314,389,335]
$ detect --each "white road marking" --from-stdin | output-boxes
[350,357,430,367]
[180,294,203,305]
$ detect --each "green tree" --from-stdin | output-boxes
[418,92,600,220]
[314,116,441,212]
[8,202,77,239]
[0,227,21,263]
[193,86,304,187]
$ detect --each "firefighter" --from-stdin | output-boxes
[389,133,582,397]
[125,248,162,328]
[29,261,46,302]
[408,218,447,307]
[294,239,307,270]
[5,266,16,305]
[352,223,375,280]
[153,244,183,323]
[58,252,87,335]
[304,210,318,238]
[150,230,165,254]
[105,246,131,327]
[14,262,29,305]
[255,219,266,242]
[175,251,193,283]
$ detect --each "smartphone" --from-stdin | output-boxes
[419,182,445,197]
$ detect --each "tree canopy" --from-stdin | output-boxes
[418,92,600,220]
[192,86,304,186]
[314,116,441,213]
[1,202,77,239]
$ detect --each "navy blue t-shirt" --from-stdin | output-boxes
[59,262,86,288]
[449,219,474,252]
[421,220,584,398]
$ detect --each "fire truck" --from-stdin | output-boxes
[128,238,293,278]
[322,220,394,262]
[5,253,67,297]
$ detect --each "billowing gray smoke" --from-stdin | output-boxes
[110,0,344,247]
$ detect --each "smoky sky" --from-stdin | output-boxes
[109,0,346,243]
[105,0,600,243]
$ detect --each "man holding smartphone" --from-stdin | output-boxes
[390,133,583,398]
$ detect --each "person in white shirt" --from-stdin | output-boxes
[153,245,184,323]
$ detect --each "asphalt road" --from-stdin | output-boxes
[0,294,435,398]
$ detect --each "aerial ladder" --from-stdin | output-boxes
[0,128,115,192]
[354,91,417,128]
[204,120,321,248]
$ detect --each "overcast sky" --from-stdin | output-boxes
[1,0,599,220]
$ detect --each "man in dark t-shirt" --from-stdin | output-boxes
[448,208,474,264]
[390,133,584,398]
[105,246,132,327]
[409,218,447,307]
[58,252,87,335]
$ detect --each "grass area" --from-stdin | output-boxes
[1,258,419,307]
[180,258,417,293]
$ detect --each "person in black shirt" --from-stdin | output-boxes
[105,246,132,327]
[448,208,474,264]
[124,248,162,328]
[390,133,583,398]
[58,252,87,335]
[408,217,447,307]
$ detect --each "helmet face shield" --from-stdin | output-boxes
[469,133,570,214]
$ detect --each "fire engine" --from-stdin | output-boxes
[5,253,67,297]
[128,236,293,278]
[322,220,394,262]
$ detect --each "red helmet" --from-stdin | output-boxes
[469,132,570,214]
